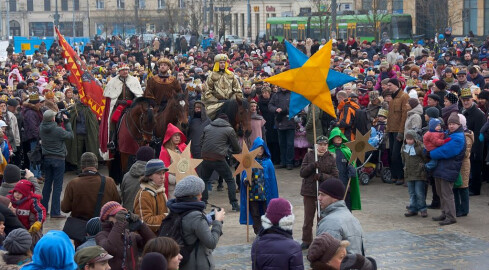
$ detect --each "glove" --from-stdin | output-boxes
[480,133,485,142]
[443,137,451,143]
[115,210,128,223]
[314,161,320,169]
[127,212,140,223]
[29,221,42,233]
[314,174,323,182]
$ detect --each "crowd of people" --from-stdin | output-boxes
[0,28,486,269]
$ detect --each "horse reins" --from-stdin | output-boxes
[125,106,154,144]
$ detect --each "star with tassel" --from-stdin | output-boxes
[344,130,376,164]
[167,141,203,182]
[233,143,263,184]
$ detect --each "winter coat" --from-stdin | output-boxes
[251,227,303,270]
[0,177,41,197]
[268,90,296,130]
[357,92,370,108]
[306,105,323,145]
[167,199,223,270]
[258,96,279,144]
[61,172,120,221]
[317,200,364,255]
[7,193,45,230]
[404,104,423,137]
[200,118,241,160]
[250,113,266,146]
[459,130,474,188]
[239,137,279,224]
[121,160,147,212]
[462,103,485,161]
[159,123,187,198]
[21,103,42,142]
[401,135,427,181]
[133,182,168,234]
[300,150,339,197]
[423,131,445,152]
[39,121,73,158]
[430,126,466,182]
[187,101,210,158]
[0,250,30,269]
[96,220,155,270]
[386,89,410,134]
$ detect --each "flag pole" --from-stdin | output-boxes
[246,178,250,242]
[343,178,351,200]
[312,105,320,219]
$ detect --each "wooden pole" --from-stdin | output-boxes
[311,105,320,219]
[343,178,351,200]
[246,179,250,242]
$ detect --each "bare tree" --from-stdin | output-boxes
[308,0,332,39]
[415,0,462,38]
[357,0,391,41]
[186,0,204,35]
[164,0,180,34]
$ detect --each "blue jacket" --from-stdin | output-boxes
[239,137,279,225]
[430,127,466,182]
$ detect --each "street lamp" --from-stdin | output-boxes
[54,0,60,29]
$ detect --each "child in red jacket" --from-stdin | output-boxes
[423,118,450,171]
[7,180,46,233]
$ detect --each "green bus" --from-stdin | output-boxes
[266,14,413,44]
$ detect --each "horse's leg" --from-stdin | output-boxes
[120,153,129,173]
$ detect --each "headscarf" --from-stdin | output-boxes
[22,230,77,270]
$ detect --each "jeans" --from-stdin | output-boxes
[29,140,41,178]
[41,158,65,216]
[407,180,427,212]
[388,132,404,179]
[200,160,237,206]
[277,129,295,166]
[453,187,469,215]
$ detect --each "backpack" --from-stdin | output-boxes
[158,210,200,267]
[353,108,371,135]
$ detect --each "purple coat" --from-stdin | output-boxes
[251,227,304,270]
[22,103,42,142]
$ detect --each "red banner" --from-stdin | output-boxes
[55,27,105,118]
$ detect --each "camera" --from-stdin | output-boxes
[208,207,222,221]
[20,170,26,178]
[55,109,70,124]
[125,212,142,232]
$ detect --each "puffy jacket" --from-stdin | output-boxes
[251,227,304,270]
[121,161,147,212]
[317,201,364,255]
[430,127,466,182]
[268,90,296,130]
[200,118,241,160]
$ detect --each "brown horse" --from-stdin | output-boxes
[216,96,252,143]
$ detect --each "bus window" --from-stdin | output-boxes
[391,16,412,40]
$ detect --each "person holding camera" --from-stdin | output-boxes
[39,109,73,218]
[166,175,225,270]
[96,201,155,270]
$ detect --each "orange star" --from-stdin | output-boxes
[344,129,376,164]
[167,141,203,182]
[233,143,263,184]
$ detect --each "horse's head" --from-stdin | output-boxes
[235,96,252,138]
[130,97,156,145]
[174,93,189,126]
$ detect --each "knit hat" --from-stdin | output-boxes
[388,78,399,87]
[136,146,155,162]
[80,152,98,169]
[144,159,168,176]
[408,98,419,109]
[425,107,440,119]
[448,112,461,125]
[318,178,345,200]
[12,180,33,198]
[435,80,447,90]
[3,164,21,184]
[100,201,126,222]
[4,228,32,255]
[479,90,489,101]
[429,118,442,132]
[174,175,205,198]
[262,198,294,231]
[445,92,459,105]
[141,252,168,270]
[42,109,56,122]
[307,233,342,265]
[86,217,102,236]
[458,113,467,131]
[75,246,113,269]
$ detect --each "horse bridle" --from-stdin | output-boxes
[126,106,154,144]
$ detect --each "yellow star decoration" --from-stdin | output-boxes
[344,129,376,164]
[167,141,203,182]
[264,40,336,118]
[233,143,263,184]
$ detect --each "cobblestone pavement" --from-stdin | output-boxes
[45,166,489,270]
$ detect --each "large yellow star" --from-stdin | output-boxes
[233,143,263,184]
[344,129,377,164]
[167,141,203,182]
[264,40,336,118]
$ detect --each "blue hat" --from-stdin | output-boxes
[144,159,168,176]
[429,118,441,132]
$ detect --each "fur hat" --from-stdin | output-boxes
[448,112,461,125]
[262,198,294,231]
[319,178,345,200]
[157,58,173,68]
[307,233,343,265]
[409,65,420,75]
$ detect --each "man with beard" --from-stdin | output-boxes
[144,58,182,112]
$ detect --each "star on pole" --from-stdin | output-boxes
[167,141,203,182]
[344,130,377,164]
[233,143,263,184]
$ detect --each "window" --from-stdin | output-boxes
[464,0,478,35]
[30,22,54,37]
[178,0,185,8]
[74,0,79,10]
[363,0,387,10]
[96,0,104,9]
[27,0,34,11]
[392,0,403,11]
[8,0,16,12]
[344,4,351,10]
[44,0,51,11]
[485,0,489,35]
[61,0,68,11]
[117,0,125,9]
[139,0,146,9]
[158,0,165,9]
[241,13,245,37]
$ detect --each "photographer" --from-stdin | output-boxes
[96,201,155,270]
[39,109,73,218]
[166,175,225,270]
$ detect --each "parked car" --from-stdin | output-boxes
[220,35,247,45]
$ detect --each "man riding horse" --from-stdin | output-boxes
[99,63,143,160]
[144,58,183,112]
[203,54,243,119]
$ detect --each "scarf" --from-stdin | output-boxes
[403,144,416,155]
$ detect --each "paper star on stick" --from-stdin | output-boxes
[344,129,376,164]
[233,143,263,184]
[167,141,203,182]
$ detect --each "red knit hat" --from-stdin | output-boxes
[265,198,292,225]
[100,201,126,221]
[12,180,34,198]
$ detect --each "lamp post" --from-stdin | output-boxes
[247,0,251,39]
[6,0,10,41]
[54,0,60,29]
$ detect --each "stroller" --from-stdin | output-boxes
[356,132,391,185]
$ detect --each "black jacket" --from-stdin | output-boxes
[268,90,295,130]
[462,103,486,160]
[200,118,241,160]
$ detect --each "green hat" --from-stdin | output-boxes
[74,246,113,269]
[316,135,329,144]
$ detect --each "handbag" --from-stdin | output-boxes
[63,175,106,242]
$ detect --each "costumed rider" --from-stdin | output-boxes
[203,54,243,119]
[144,58,183,112]
[99,63,143,160]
